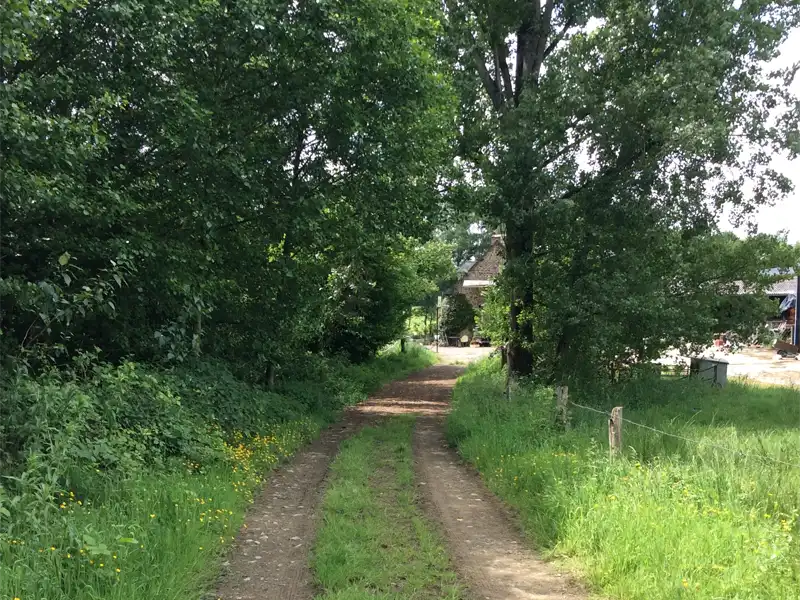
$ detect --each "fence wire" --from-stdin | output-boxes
[567,400,798,469]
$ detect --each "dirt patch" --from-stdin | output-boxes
[351,365,464,417]
[214,421,359,600]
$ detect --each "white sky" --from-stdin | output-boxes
[722,28,800,243]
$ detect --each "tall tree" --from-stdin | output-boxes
[1,0,456,371]
[442,0,800,376]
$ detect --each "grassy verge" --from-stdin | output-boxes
[447,359,799,600]
[312,417,465,599]
[0,344,434,600]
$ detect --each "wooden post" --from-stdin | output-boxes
[500,345,507,370]
[400,337,406,353]
[555,386,570,430]
[608,406,623,455]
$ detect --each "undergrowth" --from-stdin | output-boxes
[312,417,464,599]
[0,343,434,600]
[447,358,799,600]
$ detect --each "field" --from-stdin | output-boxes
[447,358,800,599]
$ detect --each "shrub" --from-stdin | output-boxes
[476,286,509,343]
[441,293,475,337]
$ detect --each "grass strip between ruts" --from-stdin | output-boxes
[312,416,466,600]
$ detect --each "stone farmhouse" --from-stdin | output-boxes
[454,233,503,308]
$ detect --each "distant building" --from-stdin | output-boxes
[455,234,503,308]
[766,276,797,336]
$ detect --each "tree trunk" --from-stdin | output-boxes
[505,221,535,377]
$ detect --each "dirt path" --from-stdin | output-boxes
[214,420,359,600]
[411,369,585,600]
[217,362,586,600]
[214,371,451,600]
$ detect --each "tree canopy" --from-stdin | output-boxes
[2,0,799,385]
[440,0,800,379]
[1,0,456,374]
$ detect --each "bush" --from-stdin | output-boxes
[476,286,509,343]
[441,293,475,337]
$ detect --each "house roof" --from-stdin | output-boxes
[456,259,476,275]
[766,277,798,296]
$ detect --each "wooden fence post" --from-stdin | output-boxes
[608,406,623,455]
[400,337,406,353]
[555,386,570,430]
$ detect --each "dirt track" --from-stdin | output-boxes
[216,363,586,600]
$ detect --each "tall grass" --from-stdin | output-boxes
[0,344,434,600]
[447,358,800,600]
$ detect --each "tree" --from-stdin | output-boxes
[442,0,800,378]
[1,0,457,372]
[441,293,475,338]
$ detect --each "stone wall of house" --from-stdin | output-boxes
[456,237,503,308]
[460,286,485,307]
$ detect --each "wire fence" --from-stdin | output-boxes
[567,399,798,469]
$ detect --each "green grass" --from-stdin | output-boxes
[0,344,435,600]
[447,358,800,600]
[312,417,465,600]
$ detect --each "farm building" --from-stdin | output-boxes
[766,275,798,340]
[455,233,503,308]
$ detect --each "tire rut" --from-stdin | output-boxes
[413,392,586,599]
[215,420,359,600]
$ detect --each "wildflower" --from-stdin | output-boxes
[115,568,121,573]
[682,579,689,588]
[150,514,156,519]
[50,546,56,551]
[99,563,104,568]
